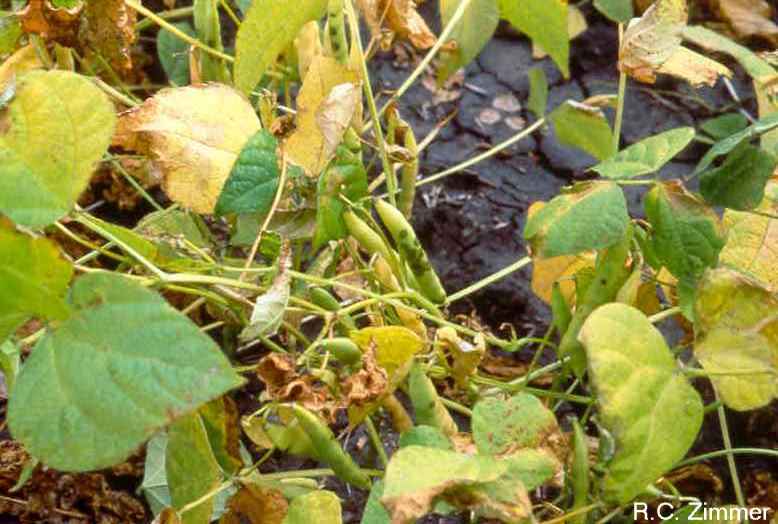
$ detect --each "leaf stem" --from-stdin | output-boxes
[446,255,532,304]
[716,392,748,515]
[647,306,681,324]
[136,6,195,31]
[612,24,627,155]
[675,447,778,468]
[125,0,235,63]
[364,416,389,467]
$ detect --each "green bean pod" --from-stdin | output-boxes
[570,419,590,524]
[327,0,349,64]
[321,337,363,366]
[398,125,419,219]
[375,199,446,304]
[344,211,393,263]
[310,287,357,332]
[291,404,371,489]
[408,362,458,437]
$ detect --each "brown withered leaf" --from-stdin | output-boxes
[19,0,82,46]
[113,84,261,213]
[219,483,288,524]
[356,0,437,49]
[342,346,388,405]
[712,0,778,45]
[80,0,138,78]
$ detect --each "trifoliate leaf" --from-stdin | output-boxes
[579,303,703,504]
[8,273,244,471]
[0,70,116,227]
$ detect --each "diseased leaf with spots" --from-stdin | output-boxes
[499,0,569,77]
[700,143,777,211]
[694,268,778,411]
[472,394,560,455]
[285,56,361,176]
[283,491,342,524]
[235,0,328,94]
[719,178,778,287]
[524,182,630,258]
[438,0,499,82]
[7,272,244,472]
[549,101,613,161]
[114,84,261,214]
[593,127,695,179]
[167,411,223,524]
[215,130,281,217]
[0,70,116,227]
[0,220,72,342]
[579,303,703,504]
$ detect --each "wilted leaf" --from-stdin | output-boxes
[215,130,281,216]
[81,0,137,77]
[524,182,630,258]
[436,327,485,387]
[222,483,288,524]
[350,326,423,376]
[682,25,775,80]
[241,266,291,342]
[472,393,560,456]
[656,45,732,87]
[167,412,223,524]
[594,0,634,23]
[713,0,778,46]
[0,70,116,227]
[357,0,437,50]
[719,178,778,287]
[19,0,81,45]
[381,446,531,524]
[437,0,499,82]
[549,101,613,161]
[700,143,777,210]
[114,84,261,214]
[0,221,72,342]
[286,56,360,176]
[694,268,778,410]
[235,0,328,94]
[157,22,195,86]
[7,273,244,471]
[579,303,703,504]
[531,251,595,305]
[644,181,725,284]
[283,491,341,524]
[592,127,695,179]
[499,0,569,77]
[255,354,338,419]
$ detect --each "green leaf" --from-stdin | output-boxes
[644,181,724,285]
[694,268,778,411]
[167,411,224,524]
[0,71,116,227]
[699,143,777,211]
[499,0,569,77]
[700,113,749,140]
[7,273,244,471]
[157,22,195,86]
[592,127,695,179]
[578,303,703,504]
[472,393,559,455]
[549,101,613,161]
[499,449,560,491]
[313,159,368,249]
[361,481,390,524]
[695,112,778,173]
[235,0,328,94]
[438,0,500,82]
[215,130,281,216]
[142,433,171,516]
[593,0,633,23]
[524,181,630,258]
[527,67,548,118]
[398,426,453,450]
[0,221,72,342]
[283,491,342,524]
[381,446,530,523]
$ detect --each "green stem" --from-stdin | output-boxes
[716,394,747,516]
[446,256,531,304]
[365,416,389,468]
[675,447,778,468]
[136,6,195,31]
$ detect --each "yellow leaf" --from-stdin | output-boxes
[436,327,485,386]
[531,252,595,305]
[350,326,423,376]
[315,83,362,160]
[284,55,360,176]
[656,46,732,87]
[295,21,323,81]
[114,84,261,214]
[719,177,778,288]
[0,44,44,89]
